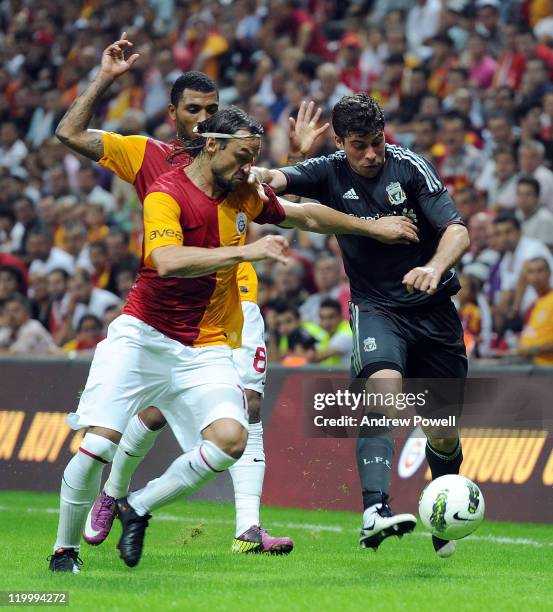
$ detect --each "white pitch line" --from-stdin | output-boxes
[2,505,552,547]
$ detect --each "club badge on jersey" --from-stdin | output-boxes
[386,182,407,206]
[236,212,248,234]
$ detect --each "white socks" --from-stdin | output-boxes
[128,440,236,516]
[229,422,265,536]
[54,433,118,551]
[103,415,163,499]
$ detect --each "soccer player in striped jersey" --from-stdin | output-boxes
[253,93,470,558]
[52,33,299,560]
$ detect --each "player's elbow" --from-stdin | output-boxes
[458,225,470,252]
[446,223,470,252]
[55,124,71,145]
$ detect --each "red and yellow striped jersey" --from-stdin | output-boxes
[123,169,285,348]
[98,132,258,302]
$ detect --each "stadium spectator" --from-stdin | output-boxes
[47,268,70,341]
[481,111,518,158]
[456,270,493,358]
[61,223,92,272]
[264,0,330,59]
[0,266,25,308]
[272,259,309,309]
[517,140,553,211]
[312,298,353,367]
[515,25,553,77]
[62,313,105,354]
[465,32,498,90]
[439,112,484,185]
[0,121,28,169]
[493,21,526,90]
[26,90,65,149]
[85,203,110,244]
[270,300,325,360]
[405,0,443,58]
[60,268,120,333]
[281,327,317,367]
[476,0,503,57]
[77,164,116,213]
[476,146,519,210]
[11,196,42,257]
[411,115,439,162]
[0,293,60,355]
[300,253,342,324]
[515,176,553,246]
[114,265,137,301]
[313,62,353,111]
[508,257,553,365]
[28,270,51,332]
[454,186,486,223]
[493,212,553,323]
[89,240,112,290]
[27,227,74,276]
[425,33,457,99]
[463,212,500,272]
[517,102,550,153]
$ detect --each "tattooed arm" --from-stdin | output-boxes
[55,32,139,160]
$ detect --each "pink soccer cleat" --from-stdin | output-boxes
[83,491,117,545]
[231,525,294,555]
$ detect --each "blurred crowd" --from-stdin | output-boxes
[1,0,553,367]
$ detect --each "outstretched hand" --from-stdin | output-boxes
[288,100,330,157]
[100,32,140,79]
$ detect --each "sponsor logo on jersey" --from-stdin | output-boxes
[363,336,377,352]
[236,211,248,234]
[149,228,183,241]
[386,181,407,206]
[343,188,359,200]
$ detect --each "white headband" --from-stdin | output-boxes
[192,126,261,139]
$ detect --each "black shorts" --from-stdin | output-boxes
[349,299,468,380]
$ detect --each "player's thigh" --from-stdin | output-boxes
[349,303,407,378]
[232,301,267,396]
[68,315,170,434]
[161,345,249,452]
[406,302,467,427]
[407,301,468,379]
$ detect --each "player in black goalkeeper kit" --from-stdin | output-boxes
[254,94,469,558]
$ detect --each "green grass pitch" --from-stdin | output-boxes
[1,491,552,611]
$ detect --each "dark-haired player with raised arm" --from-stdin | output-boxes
[254,93,469,558]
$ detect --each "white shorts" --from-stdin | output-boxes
[232,301,267,395]
[67,314,249,451]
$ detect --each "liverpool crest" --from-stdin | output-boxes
[386,181,407,206]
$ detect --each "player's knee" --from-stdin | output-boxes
[427,436,459,452]
[221,425,248,459]
[245,390,262,423]
[138,406,167,431]
[203,419,248,459]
